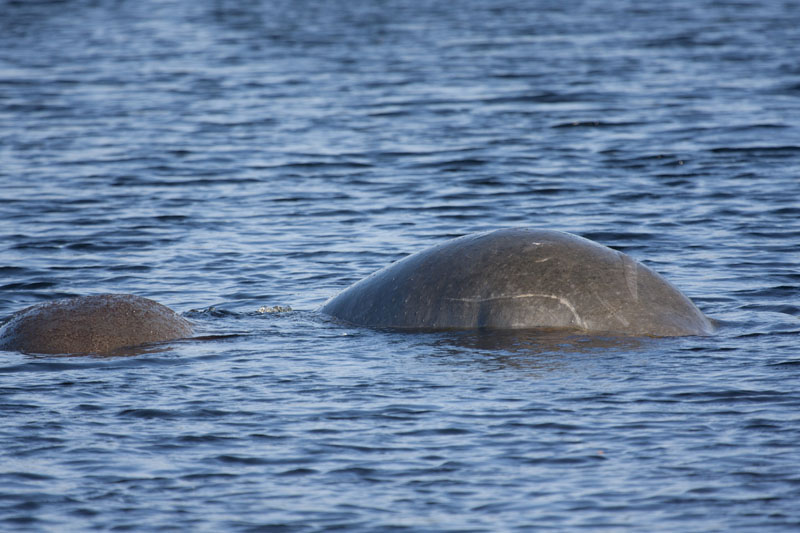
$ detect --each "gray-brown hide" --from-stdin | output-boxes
[321,229,714,336]
[0,294,193,355]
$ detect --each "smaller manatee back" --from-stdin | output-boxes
[0,294,193,355]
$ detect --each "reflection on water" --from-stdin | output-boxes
[437,328,646,354]
[429,328,648,372]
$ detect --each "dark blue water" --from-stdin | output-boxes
[2,0,800,530]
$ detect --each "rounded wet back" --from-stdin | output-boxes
[321,229,714,336]
[0,294,193,355]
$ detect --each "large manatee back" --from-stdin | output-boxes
[321,228,714,336]
[0,294,193,355]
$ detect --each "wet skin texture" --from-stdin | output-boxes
[0,294,193,355]
[321,229,715,336]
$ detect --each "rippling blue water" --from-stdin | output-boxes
[2,0,800,530]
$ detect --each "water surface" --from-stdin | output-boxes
[1,0,800,530]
